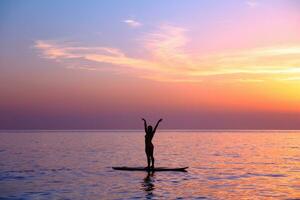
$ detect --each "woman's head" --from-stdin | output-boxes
[147,125,153,133]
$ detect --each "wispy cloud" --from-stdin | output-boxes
[246,0,259,8]
[34,24,300,82]
[142,25,190,65]
[123,19,142,27]
[276,77,300,81]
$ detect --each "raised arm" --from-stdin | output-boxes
[142,118,147,132]
[153,119,163,133]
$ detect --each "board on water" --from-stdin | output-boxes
[112,166,188,172]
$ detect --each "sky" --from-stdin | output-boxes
[0,0,300,129]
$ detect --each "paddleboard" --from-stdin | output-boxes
[112,166,188,172]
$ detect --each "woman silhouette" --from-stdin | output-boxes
[142,118,162,169]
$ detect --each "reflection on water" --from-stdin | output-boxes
[1,130,300,199]
[141,172,155,199]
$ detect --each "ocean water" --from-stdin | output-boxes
[1,130,300,200]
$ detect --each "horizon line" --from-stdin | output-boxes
[1,129,300,132]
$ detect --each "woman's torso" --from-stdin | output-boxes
[145,132,154,147]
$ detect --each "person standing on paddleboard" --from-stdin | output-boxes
[142,118,162,169]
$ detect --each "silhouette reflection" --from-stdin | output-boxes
[141,171,155,199]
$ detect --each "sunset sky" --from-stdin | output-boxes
[1,0,300,129]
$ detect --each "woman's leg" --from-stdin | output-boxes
[146,149,151,168]
[147,155,151,169]
[151,156,155,168]
[150,147,154,168]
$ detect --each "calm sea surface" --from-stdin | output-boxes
[1,130,300,200]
